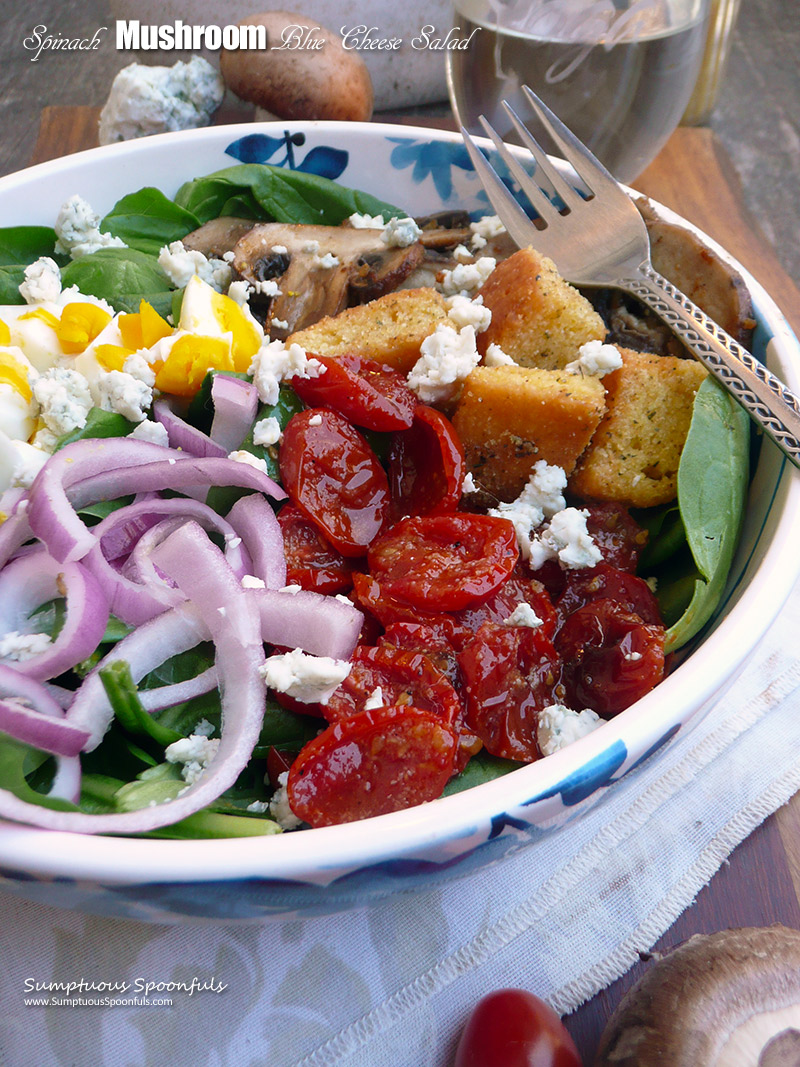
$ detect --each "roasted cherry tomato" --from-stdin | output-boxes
[454,571,558,641]
[388,405,465,517]
[556,598,665,717]
[555,563,661,631]
[454,988,583,1067]
[367,514,519,611]
[323,645,463,729]
[280,408,389,557]
[287,706,458,826]
[379,618,467,678]
[277,503,356,594]
[459,622,561,761]
[584,502,649,573]
[286,352,418,431]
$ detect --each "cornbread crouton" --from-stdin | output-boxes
[452,365,606,502]
[287,287,447,373]
[569,349,708,507]
[477,247,606,369]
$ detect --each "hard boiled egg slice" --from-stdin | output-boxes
[0,346,38,442]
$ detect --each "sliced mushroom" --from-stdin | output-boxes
[182,217,256,259]
[596,926,800,1066]
[231,223,424,337]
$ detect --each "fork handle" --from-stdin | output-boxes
[620,263,800,469]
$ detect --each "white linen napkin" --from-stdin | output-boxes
[3,578,800,1067]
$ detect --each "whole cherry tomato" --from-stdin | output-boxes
[459,622,561,761]
[388,404,465,517]
[286,352,418,431]
[454,988,583,1067]
[277,503,356,594]
[556,598,665,717]
[367,514,519,611]
[280,409,389,557]
[287,705,458,826]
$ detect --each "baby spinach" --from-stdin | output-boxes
[55,407,138,450]
[174,163,404,226]
[60,247,173,315]
[662,377,750,652]
[100,187,201,256]
[0,225,61,303]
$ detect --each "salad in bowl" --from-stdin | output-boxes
[0,122,797,921]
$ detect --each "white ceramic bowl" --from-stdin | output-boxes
[0,122,798,923]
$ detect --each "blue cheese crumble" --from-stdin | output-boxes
[537,704,602,756]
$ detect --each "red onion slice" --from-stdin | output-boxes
[210,375,259,452]
[249,587,363,660]
[137,666,218,712]
[84,497,253,624]
[0,522,267,833]
[153,399,227,458]
[0,698,90,757]
[48,756,82,804]
[0,552,110,681]
[27,438,193,564]
[226,493,286,589]
[0,494,33,571]
[66,604,208,749]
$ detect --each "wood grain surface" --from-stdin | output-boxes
[27,106,800,1065]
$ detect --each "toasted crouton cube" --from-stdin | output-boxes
[569,349,708,507]
[287,288,447,373]
[477,247,606,369]
[452,365,606,502]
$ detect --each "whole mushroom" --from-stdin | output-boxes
[219,11,373,122]
[595,926,800,1066]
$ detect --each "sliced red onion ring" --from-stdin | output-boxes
[49,756,82,804]
[66,604,208,749]
[29,441,285,564]
[27,438,193,564]
[0,552,109,681]
[0,494,32,571]
[0,522,266,833]
[136,666,218,712]
[226,493,286,589]
[249,587,363,660]
[153,399,227,458]
[0,698,90,756]
[210,375,258,453]
[0,663,68,718]
[84,497,252,625]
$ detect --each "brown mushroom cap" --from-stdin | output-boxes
[219,11,373,122]
[595,926,800,1066]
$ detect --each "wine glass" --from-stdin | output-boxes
[446,0,710,184]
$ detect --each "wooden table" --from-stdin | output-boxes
[29,107,800,1064]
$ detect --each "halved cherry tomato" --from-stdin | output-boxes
[287,705,458,826]
[388,405,465,517]
[555,563,661,631]
[323,645,463,728]
[556,598,665,717]
[459,622,561,761]
[277,503,356,594]
[287,352,418,431]
[584,502,649,573]
[367,514,519,611]
[454,988,583,1067]
[280,409,389,557]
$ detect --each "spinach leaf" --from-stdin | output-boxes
[0,225,61,304]
[442,750,523,795]
[174,164,404,226]
[663,377,750,652]
[101,188,201,255]
[0,737,77,812]
[60,247,173,315]
[54,407,138,450]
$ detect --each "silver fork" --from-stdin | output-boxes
[460,85,800,471]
